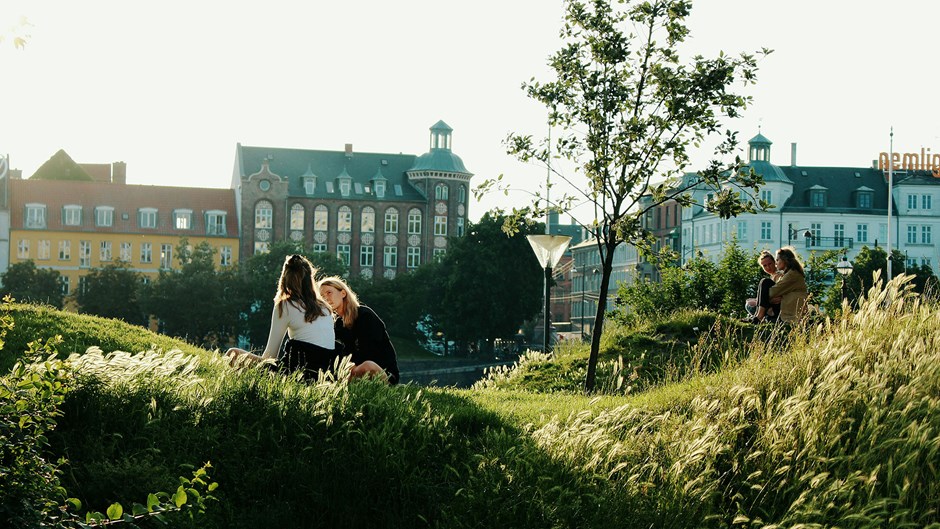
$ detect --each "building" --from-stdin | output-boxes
[569,237,639,336]
[681,133,940,274]
[7,150,239,297]
[231,121,472,278]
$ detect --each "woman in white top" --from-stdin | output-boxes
[226,254,339,378]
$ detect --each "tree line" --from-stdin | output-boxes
[0,213,546,354]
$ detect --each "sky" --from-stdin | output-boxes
[2,1,939,224]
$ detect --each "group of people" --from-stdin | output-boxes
[226,254,400,385]
[744,246,809,324]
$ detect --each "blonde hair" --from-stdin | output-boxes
[318,276,360,329]
[758,250,774,266]
[275,254,330,322]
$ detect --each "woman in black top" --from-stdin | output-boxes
[318,276,400,384]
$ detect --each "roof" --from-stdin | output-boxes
[779,165,896,214]
[30,150,94,181]
[236,145,429,202]
[408,148,471,174]
[749,133,772,145]
[11,179,239,237]
[745,159,793,184]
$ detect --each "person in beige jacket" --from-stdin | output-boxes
[768,246,808,323]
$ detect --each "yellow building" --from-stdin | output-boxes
[8,156,239,299]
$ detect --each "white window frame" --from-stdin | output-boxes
[25,204,46,229]
[160,243,173,269]
[338,206,352,232]
[408,209,422,235]
[254,201,273,229]
[314,205,329,231]
[16,239,29,259]
[434,215,447,236]
[220,246,233,267]
[174,209,193,230]
[290,204,305,230]
[360,245,374,267]
[406,246,420,268]
[96,206,114,227]
[140,242,152,264]
[120,242,132,262]
[361,207,375,233]
[63,205,82,226]
[857,224,868,243]
[37,240,51,260]
[79,240,91,268]
[206,210,226,236]
[59,240,71,261]
[337,244,351,266]
[384,208,399,233]
[100,241,112,262]
[139,208,158,229]
[383,246,397,267]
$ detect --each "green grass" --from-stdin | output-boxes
[3,275,940,528]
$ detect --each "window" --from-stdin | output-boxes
[923,194,933,210]
[922,225,932,245]
[810,223,821,246]
[174,209,193,230]
[857,224,868,243]
[100,241,112,262]
[61,276,70,296]
[63,205,82,226]
[25,204,46,228]
[434,216,447,236]
[59,240,71,261]
[140,242,152,264]
[313,243,327,253]
[384,246,397,267]
[16,239,29,259]
[361,207,375,233]
[760,189,772,205]
[408,209,422,235]
[96,207,114,227]
[879,224,887,244]
[908,194,918,209]
[857,192,872,209]
[220,246,232,267]
[120,242,132,262]
[254,242,269,254]
[338,206,352,232]
[907,257,918,269]
[456,217,465,237]
[810,190,826,208]
[206,211,226,236]
[922,257,932,269]
[255,201,273,229]
[304,177,316,195]
[458,185,466,203]
[79,240,91,268]
[435,183,449,200]
[339,178,351,197]
[374,180,386,198]
[360,245,374,267]
[384,208,399,233]
[337,245,351,266]
[907,225,918,244]
[290,204,305,230]
[433,248,446,262]
[736,221,748,241]
[314,205,328,231]
[160,244,173,269]
[37,240,51,260]
[406,246,421,268]
[760,221,771,241]
[139,208,158,229]
[834,224,845,246]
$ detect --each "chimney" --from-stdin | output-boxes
[344,143,353,157]
[10,168,22,180]
[111,161,127,184]
[790,143,797,167]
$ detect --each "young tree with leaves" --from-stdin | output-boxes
[0,260,64,308]
[479,0,769,390]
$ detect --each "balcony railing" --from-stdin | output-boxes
[804,236,854,250]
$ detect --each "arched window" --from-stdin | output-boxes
[255,200,273,229]
[408,208,422,235]
[314,205,329,231]
[338,206,352,232]
[435,183,449,200]
[457,185,466,203]
[384,208,399,233]
[290,204,305,230]
[361,207,375,233]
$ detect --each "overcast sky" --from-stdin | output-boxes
[3,1,938,223]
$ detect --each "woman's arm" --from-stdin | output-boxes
[260,303,290,360]
[768,271,801,298]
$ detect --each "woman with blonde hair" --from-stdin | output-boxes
[319,276,400,384]
[768,246,809,323]
[226,254,339,378]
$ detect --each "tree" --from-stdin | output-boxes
[482,0,769,390]
[431,213,544,354]
[142,240,244,349]
[0,260,64,308]
[823,246,937,313]
[76,262,146,324]
[716,238,763,316]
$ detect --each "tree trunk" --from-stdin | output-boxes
[584,243,616,392]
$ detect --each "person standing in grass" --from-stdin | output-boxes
[768,246,809,324]
[226,254,339,379]
[319,276,400,385]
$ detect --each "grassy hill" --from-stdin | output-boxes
[1,276,939,528]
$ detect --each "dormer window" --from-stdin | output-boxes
[304,176,316,195]
[339,178,351,197]
[63,205,83,226]
[139,208,158,229]
[375,180,386,198]
[857,192,873,208]
[95,206,114,227]
[174,209,193,230]
[25,203,46,229]
[810,189,827,207]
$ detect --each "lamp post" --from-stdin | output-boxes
[787,223,814,246]
[836,254,853,301]
[526,234,571,353]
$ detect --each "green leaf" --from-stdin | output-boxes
[67,497,82,511]
[173,486,188,508]
[131,502,149,516]
[207,482,219,492]
[147,493,160,511]
[107,502,123,520]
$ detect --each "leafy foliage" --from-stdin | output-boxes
[0,259,65,308]
[481,0,770,390]
[77,262,146,325]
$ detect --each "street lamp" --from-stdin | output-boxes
[526,234,572,353]
[836,254,853,301]
[787,223,814,246]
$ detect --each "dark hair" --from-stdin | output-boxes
[274,254,330,322]
[775,246,805,276]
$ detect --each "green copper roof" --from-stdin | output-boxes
[430,120,453,132]
[749,133,772,145]
[408,149,471,174]
[746,160,793,184]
